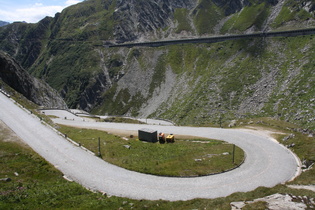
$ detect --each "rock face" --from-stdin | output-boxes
[0,17,52,69]
[212,0,251,15]
[113,0,282,42]
[113,0,196,42]
[0,0,314,128]
[0,51,67,109]
[230,193,314,210]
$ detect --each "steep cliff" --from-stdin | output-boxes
[113,0,197,42]
[0,0,314,129]
[0,51,67,109]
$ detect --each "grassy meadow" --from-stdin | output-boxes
[57,125,244,177]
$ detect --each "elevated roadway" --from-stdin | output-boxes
[106,28,315,48]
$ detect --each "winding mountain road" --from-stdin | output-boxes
[0,92,300,201]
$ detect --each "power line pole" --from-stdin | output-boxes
[232,144,236,164]
[98,137,102,158]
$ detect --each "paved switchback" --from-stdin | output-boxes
[0,93,300,201]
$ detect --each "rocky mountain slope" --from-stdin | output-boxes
[0,0,314,129]
[0,51,67,109]
[0,21,10,27]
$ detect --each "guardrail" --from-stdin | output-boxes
[0,88,11,98]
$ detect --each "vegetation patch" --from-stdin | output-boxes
[221,3,270,33]
[174,8,192,33]
[149,54,167,96]
[94,86,145,116]
[57,125,244,177]
[272,1,313,28]
[193,0,223,35]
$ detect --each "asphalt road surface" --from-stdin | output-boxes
[0,93,300,201]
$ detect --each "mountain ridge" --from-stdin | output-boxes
[0,51,67,109]
[0,0,314,129]
[0,21,10,27]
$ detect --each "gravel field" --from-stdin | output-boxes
[0,93,300,201]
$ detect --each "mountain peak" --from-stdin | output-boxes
[0,21,10,27]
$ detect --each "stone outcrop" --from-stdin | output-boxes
[114,0,196,42]
[231,193,314,209]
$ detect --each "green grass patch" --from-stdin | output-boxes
[167,45,184,74]
[193,0,223,35]
[174,8,192,33]
[272,6,295,28]
[30,41,100,108]
[221,3,270,33]
[94,86,145,116]
[57,125,244,177]
[272,1,313,29]
[149,54,167,96]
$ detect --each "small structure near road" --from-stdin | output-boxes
[166,134,175,143]
[138,128,158,143]
[158,132,166,144]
